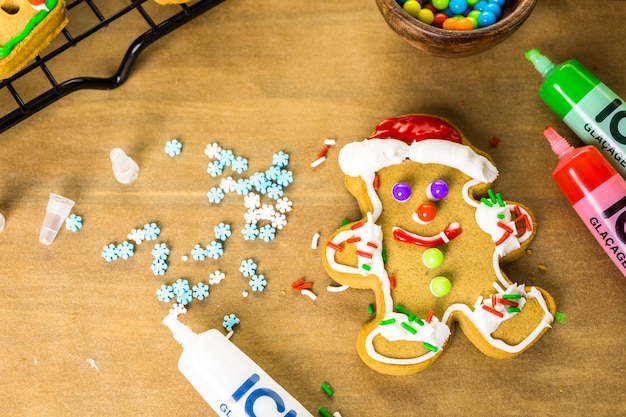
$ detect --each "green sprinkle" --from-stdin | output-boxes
[401,321,417,334]
[496,192,505,207]
[379,318,396,325]
[319,407,333,417]
[382,247,387,263]
[321,382,333,396]
[367,304,375,315]
[497,213,505,219]
[423,342,438,352]
[555,312,566,323]
[487,189,496,203]
[502,293,522,299]
[507,307,521,313]
[362,264,371,271]
[480,197,493,207]
[394,304,411,315]
[340,219,349,227]
[413,317,425,326]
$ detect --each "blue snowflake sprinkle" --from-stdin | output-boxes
[157,284,175,302]
[266,183,284,200]
[241,223,259,240]
[151,242,170,260]
[249,274,267,292]
[254,178,272,195]
[276,169,293,186]
[177,289,193,306]
[272,151,289,168]
[143,223,161,241]
[248,172,267,188]
[172,278,191,295]
[205,241,224,260]
[222,314,240,332]
[240,258,257,277]
[207,160,225,177]
[265,166,281,181]
[207,187,225,204]
[65,214,83,232]
[101,244,119,262]
[214,223,232,241]
[191,244,207,261]
[150,259,168,276]
[217,149,235,166]
[192,282,210,300]
[165,138,182,157]
[117,241,135,260]
[231,156,249,174]
[259,225,277,242]
[234,178,253,195]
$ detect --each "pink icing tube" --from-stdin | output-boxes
[544,126,626,277]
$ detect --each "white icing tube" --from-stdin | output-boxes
[163,313,312,416]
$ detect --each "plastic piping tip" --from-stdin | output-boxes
[39,193,75,245]
[543,125,573,157]
[110,148,139,184]
[525,48,554,77]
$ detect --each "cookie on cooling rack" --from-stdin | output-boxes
[0,0,68,79]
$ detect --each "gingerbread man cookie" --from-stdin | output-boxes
[322,114,556,375]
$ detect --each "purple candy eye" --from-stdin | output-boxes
[392,182,411,202]
[426,180,448,201]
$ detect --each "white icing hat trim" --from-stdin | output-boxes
[338,138,498,183]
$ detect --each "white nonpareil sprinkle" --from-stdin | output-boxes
[310,156,326,168]
[326,285,350,293]
[324,138,336,146]
[300,289,317,300]
[311,232,320,249]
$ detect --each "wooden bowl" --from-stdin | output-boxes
[375,0,537,57]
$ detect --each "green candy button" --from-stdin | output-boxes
[430,276,451,297]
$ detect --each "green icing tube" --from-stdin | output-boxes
[0,0,58,59]
[527,48,626,179]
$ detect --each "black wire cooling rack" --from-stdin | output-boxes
[0,0,225,134]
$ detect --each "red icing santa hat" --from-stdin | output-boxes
[338,115,498,183]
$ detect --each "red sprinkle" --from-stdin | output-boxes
[494,230,512,246]
[426,310,434,323]
[482,305,504,318]
[350,221,364,230]
[316,145,329,159]
[389,275,396,289]
[491,294,497,307]
[297,282,313,290]
[497,298,519,307]
[514,205,533,233]
[373,175,379,191]
[347,237,361,244]
[488,136,501,147]
[497,221,514,233]
[356,250,373,259]
[326,242,344,252]
[291,279,304,289]
[367,241,378,249]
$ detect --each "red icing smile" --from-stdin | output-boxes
[392,223,462,248]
